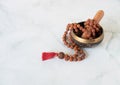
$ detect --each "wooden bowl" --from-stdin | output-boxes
[71,21,104,47]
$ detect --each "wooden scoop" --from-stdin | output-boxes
[93,10,104,23]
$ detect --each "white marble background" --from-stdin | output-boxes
[0,0,120,85]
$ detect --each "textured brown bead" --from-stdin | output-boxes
[67,44,71,48]
[64,31,67,34]
[74,54,78,57]
[70,24,73,27]
[70,45,74,49]
[74,23,77,26]
[95,27,99,32]
[92,32,95,37]
[73,54,76,57]
[77,57,81,61]
[77,24,80,28]
[73,46,77,50]
[58,52,65,59]
[81,53,85,60]
[64,42,68,45]
[63,36,66,40]
[75,50,79,54]
[69,27,73,30]
[66,28,69,31]
[81,56,85,60]
[67,24,71,28]
[75,29,78,32]
[82,30,91,39]
[73,57,77,61]
[96,24,100,28]
[79,27,82,30]
[93,25,96,29]
[87,19,91,22]
[91,29,95,33]
[81,28,86,32]
[85,25,89,28]
[84,22,87,26]
[69,56,74,61]
[73,25,77,29]
[79,50,83,54]
[72,43,76,46]
[89,22,93,26]
[64,55,70,61]
[93,20,97,25]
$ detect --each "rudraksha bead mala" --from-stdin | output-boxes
[57,19,100,62]
[42,10,104,62]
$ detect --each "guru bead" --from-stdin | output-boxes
[58,52,65,59]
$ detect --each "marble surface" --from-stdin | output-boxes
[0,0,120,85]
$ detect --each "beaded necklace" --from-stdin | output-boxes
[42,10,104,62]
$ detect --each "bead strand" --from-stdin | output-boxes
[58,19,100,62]
[59,23,86,62]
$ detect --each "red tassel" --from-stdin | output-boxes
[42,52,58,61]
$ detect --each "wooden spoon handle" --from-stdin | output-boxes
[93,10,104,23]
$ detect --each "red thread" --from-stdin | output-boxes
[42,52,58,61]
